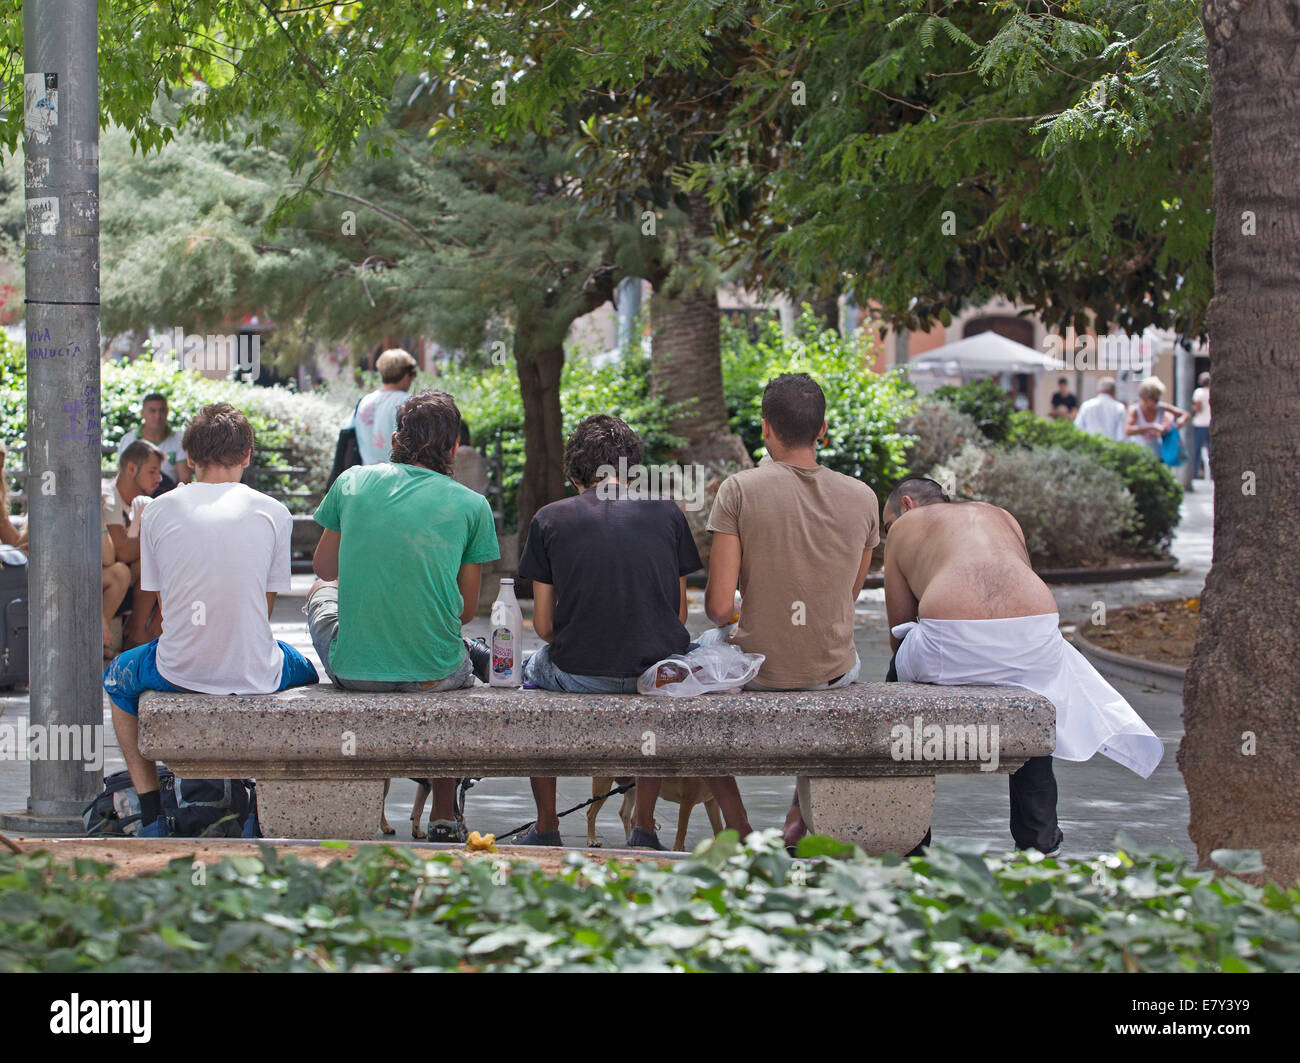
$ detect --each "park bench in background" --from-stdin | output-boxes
[242,443,320,567]
[138,684,1055,853]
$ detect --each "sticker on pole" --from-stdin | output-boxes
[27,197,59,236]
[24,73,58,144]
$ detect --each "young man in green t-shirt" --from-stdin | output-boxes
[307,389,499,842]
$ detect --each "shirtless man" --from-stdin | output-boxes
[881,476,1164,855]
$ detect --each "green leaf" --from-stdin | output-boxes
[795,835,856,860]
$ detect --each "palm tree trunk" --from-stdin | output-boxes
[513,334,567,542]
[1178,0,1300,882]
[650,191,739,448]
[649,191,752,566]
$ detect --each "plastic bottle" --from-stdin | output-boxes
[488,578,524,687]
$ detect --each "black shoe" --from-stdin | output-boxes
[514,827,563,846]
[627,827,667,851]
[465,638,491,684]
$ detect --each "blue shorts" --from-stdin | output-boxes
[103,638,319,716]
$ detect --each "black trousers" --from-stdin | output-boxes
[887,641,1063,855]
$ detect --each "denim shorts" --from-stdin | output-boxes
[304,583,473,692]
[103,637,318,717]
[522,643,641,694]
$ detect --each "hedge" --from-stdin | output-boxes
[1,832,1294,972]
[1003,411,1184,554]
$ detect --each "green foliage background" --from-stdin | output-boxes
[319,351,688,532]
[933,378,1016,444]
[721,311,918,491]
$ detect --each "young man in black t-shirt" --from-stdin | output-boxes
[514,415,702,849]
[1050,377,1078,420]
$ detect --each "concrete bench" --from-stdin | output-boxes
[137,684,1056,854]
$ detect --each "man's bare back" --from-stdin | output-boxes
[884,501,1058,634]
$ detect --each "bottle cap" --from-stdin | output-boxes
[501,578,514,585]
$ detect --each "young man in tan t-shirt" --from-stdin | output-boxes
[699,372,880,841]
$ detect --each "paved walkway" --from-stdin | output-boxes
[2,480,1213,857]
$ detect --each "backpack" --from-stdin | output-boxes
[327,399,364,488]
[0,544,28,690]
[83,768,258,838]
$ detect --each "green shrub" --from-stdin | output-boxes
[933,445,1138,567]
[1004,411,1183,554]
[722,310,917,491]
[1,832,1294,972]
[899,398,982,476]
[932,378,1015,443]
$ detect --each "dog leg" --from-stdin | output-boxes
[703,797,724,837]
[618,789,636,842]
[673,800,695,852]
[380,779,395,836]
[587,777,614,847]
[410,779,432,840]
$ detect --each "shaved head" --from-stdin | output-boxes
[886,476,949,514]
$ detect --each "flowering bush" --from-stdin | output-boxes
[899,399,982,476]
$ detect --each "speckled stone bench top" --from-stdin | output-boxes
[138,683,1055,779]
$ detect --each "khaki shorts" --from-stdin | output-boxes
[304,584,473,692]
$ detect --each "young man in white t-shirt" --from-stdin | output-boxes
[103,403,318,836]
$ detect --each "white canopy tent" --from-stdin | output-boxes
[903,331,1060,394]
[906,331,1059,375]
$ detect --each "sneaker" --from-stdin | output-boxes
[138,817,171,838]
[513,827,563,846]
[427,819,466,844]
[465,638,491,684]
[627,826,667,851]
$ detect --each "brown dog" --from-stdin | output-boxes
[381,778,432,839]
[586,776,724,851]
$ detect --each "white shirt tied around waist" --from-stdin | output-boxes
[892,613,1164,778]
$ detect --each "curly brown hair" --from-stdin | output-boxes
[564,414,644,489]
[182,403,253,469]
[389,390,461,475]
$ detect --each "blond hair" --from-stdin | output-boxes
[376,348,419,384]
[1137,376,1165,401]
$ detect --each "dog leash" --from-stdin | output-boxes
[453,777,476,839]
[496,781,636,843]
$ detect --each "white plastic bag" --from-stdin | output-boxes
[637,643,766,697]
